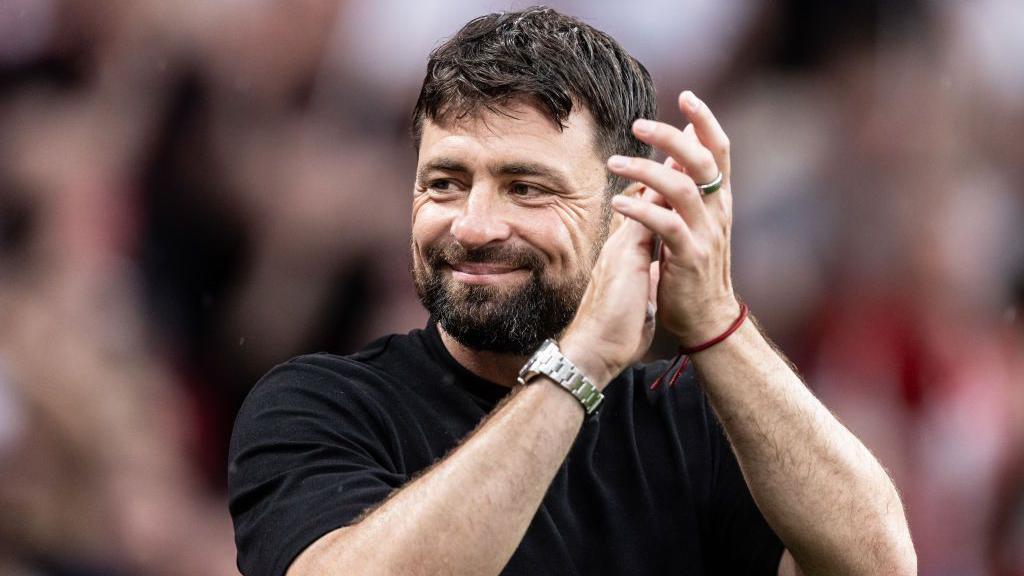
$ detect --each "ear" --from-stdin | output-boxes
[621,181,646,198]
[608,183,646,234]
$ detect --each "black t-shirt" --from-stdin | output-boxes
[228,322,784,576]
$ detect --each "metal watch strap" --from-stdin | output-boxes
[517,339,604,415]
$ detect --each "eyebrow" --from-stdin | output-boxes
[417,156,572,191]
[497,161,571,190]
[417,157,469,184]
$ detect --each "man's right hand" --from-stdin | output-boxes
[559,187,660,390]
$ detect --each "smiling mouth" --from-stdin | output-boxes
[448,262,528,284]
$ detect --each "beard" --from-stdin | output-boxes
[413,239,589,355]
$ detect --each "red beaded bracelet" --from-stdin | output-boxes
[678,302,750,355]
[650,303,750,391]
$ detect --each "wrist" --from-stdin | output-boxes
[678,301,749,355]
[519,339,605,415]
[557,332,615,390]
[676,298,743,349]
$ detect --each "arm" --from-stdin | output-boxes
[694,315,915,576]
[289,377,584,575]
[604,90,916,576]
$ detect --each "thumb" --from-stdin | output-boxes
[608,183,646,236]
[618,185,661,245]
[648,260,660,313]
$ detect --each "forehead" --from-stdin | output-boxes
[417,102,606,187]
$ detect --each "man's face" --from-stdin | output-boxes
[411,102,611,355]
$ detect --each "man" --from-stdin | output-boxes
[228,7,916,576]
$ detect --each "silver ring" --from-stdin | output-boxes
[697,172,723,196]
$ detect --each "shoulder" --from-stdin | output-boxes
[241,329,428,410]
[228,328,438,455]
[227,343,426,576]
[241,352,390,411]
[231,330,431,448]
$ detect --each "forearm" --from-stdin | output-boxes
[691,317,915,576]
[288,378,585,576]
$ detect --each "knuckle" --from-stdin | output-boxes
[698,153,717,175]
[694,244,711,263]
[680,250,705,273]
[667,225,687,245]
[719,215,731,236]
[678,172,697,192]
[685,183,703,203]
[670,179,695,201]
[722,202,733,222]
[718,136,731,155]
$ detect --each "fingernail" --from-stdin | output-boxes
[608,155,629,169]
[633,119,655,135]
[682,90,699,111]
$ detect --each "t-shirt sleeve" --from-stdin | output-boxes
[703,403,786,575]
[228,357,407,576]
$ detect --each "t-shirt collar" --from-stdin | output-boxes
[422,317,513,406]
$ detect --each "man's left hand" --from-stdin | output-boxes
[607,90,741,348]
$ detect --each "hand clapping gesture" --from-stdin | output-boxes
[561,90,740,385]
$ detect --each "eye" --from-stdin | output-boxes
[430,179,452,192]
[421,179,464,196]
[509,182,549,199]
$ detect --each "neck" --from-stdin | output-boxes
[438,324,528,387]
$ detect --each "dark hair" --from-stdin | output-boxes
[411,6,657,193]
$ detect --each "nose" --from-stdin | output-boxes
[450,187,511,249]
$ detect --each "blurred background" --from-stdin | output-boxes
[0,0,1021,574]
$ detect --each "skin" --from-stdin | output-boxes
[287,94,916,576]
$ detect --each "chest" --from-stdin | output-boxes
[389,386,710,575]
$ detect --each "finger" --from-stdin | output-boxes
[610,194,694,255]
[647,261,660,314]
[642,261,659,346]
[608,182,646,236]
[680,124,730,220]
[608,186,658,253]
[664,147,708,187]
[607,155,710,231]
[631,118,719,188]
[642,177,673,210]
[678,95,732,219]
[678,90,730,179]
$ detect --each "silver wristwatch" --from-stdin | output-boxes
[517,339,604,415]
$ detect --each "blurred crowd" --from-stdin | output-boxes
[0,1,1021,575]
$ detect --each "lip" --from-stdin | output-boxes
[449,263,528,285]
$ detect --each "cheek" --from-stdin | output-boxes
[411,202,451,262]
[539,203,602,271]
